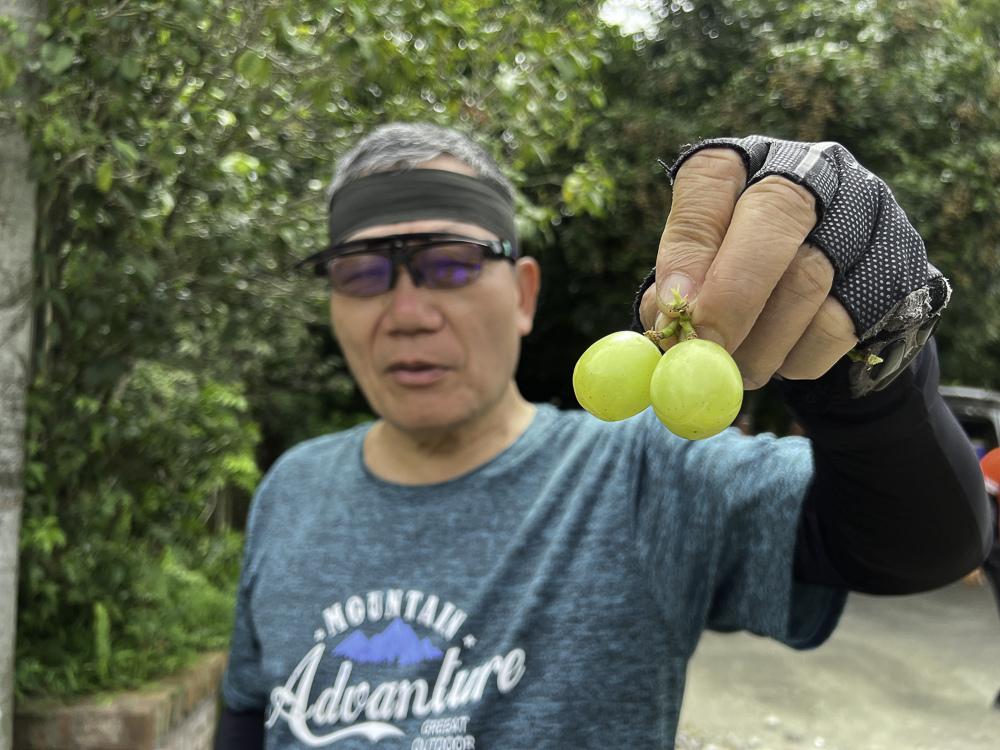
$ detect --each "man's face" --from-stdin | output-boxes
[329,215,540,436]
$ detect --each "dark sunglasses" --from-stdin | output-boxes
[297,233,517,298]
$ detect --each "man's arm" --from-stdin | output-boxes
[214,705,265,750]
[784,340,992,593]
[636,136,991,592]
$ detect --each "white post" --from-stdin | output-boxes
[0,1,42,746]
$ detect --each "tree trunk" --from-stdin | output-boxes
[0,2,42,747]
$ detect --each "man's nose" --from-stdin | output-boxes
[383,271,444,332]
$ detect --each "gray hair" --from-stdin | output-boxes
[327,122,515,204]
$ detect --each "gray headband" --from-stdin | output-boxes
[326,169,518,246]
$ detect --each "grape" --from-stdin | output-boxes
[649,339,743,440]
[573,331,662,421]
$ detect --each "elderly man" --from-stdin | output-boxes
[214,123,991,749]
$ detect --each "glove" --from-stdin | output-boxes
[654,136,949,397]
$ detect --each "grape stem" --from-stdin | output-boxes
[644,288,697,347]
[645,289,886,371]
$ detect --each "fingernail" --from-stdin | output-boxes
[654,312,669,331]
[657,273,697,308]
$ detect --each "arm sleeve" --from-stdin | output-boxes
[214,706,265,750]
[632,276,990,593]
[780,339,993,594]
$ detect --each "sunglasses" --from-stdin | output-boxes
[298,233,517,298]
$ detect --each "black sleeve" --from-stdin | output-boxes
[214,705,265,750]
[780,339,993,594]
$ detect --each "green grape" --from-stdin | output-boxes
[649,339,743,440]
[573,331,662,421]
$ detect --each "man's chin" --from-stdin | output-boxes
[369,386,517,439]
[384,412,470,437]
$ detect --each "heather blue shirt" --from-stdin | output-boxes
[222,404,846,749]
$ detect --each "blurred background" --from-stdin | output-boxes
[2,0,998,708]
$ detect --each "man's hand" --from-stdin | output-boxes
[638,148,858,391]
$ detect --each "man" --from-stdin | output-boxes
[214,123,991,748]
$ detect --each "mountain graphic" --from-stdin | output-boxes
[333,618,444,665]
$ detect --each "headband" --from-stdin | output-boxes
[326,169,518,247]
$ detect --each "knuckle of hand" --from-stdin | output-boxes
[779,331,855,381]
[775,301,857,381]
[786,246,835,301]
[806,321,856,357]
[743,177,817,235]
[815,298,857,344]
[713,267,773,302]
[677,149,747,188]
[664,197,735,249]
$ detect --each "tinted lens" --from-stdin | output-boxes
[327,253,393,296]
[412,242,484,289]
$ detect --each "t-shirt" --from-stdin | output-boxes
[222,404,847,749]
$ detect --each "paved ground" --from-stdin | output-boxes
[677,581,1000,750]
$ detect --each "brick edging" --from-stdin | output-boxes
[13,651,227,750]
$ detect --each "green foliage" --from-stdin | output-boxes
[1,0,611,699]
[521,0,1000,409]
[16,362,258,698]
[16,532,244,698]
[6,0,999,699]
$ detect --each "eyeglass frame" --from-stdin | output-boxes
[296,233,519,297]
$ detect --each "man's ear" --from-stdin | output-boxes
[513,257,541,337]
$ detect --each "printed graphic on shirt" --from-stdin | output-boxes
[334,619,443,665]
[266,588,526,747]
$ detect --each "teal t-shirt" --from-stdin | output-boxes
[222,404,847,749]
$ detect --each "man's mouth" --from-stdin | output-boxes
[388,361,449,386]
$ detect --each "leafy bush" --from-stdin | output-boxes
[16,363,258,699]
[2,0,610,700]
[17,532,244,698]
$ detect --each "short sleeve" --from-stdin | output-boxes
[631,415,848,653]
